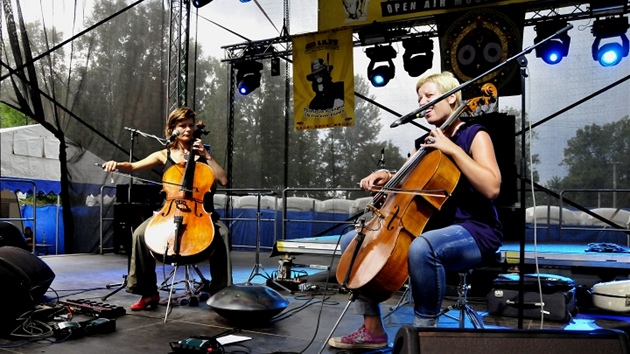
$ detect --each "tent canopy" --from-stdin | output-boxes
[0,124,116,196]
[1,124,62,194]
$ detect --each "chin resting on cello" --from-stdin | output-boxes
[101,107,230,311]
[328,72,503,350]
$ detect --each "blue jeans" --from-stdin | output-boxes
[339,224,482,327]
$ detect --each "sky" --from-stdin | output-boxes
[19,0,630,185]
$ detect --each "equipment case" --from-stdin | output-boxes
[591,279,630,312]
[487,273,577,322]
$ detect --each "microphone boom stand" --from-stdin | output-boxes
[101,127,170,301]
[389,24,573,330]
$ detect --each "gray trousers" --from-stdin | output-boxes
[126,217,231,296]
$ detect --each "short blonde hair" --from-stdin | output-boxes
[415,71,462,107]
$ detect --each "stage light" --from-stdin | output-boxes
[192,0,213,8]
[402,36,434,77]
[366,45,396,87]
[592,16,630,67]
[270,57,280,77]
[235,60,263,95]
[534,20,571,65]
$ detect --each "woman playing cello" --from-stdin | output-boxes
[102,107,229,311]
[329,72,503,350]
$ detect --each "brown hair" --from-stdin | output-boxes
[164,107,196,148]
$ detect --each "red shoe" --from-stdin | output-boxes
[130,294,160,311]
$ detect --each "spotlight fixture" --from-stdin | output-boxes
[592,16,630,67]
[366,45,396,87]
[402,36,434,77]
[534,20,571,65]
[235,60,263,95]
[192,0,213,8]
[270,57,280,77]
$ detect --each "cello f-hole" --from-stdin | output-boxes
[387,206,400,231]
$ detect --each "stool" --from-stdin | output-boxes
[436,269,485,328]
[157,220,232,322]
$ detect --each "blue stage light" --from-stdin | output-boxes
[591,17,629,67]
[192,0,213,8]
[235,60,263,95]
[534,21,571,65]
[366,45,396,88]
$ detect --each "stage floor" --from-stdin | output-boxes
[1,249,630,353]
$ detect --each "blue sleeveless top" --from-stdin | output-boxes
[414,122,503,257]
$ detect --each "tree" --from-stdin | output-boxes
[0,103,30,127]
[316,76,406,198]
[553,116,630,207]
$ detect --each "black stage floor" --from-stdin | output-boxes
[1,248,630,353]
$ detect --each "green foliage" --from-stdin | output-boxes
[21,193,59,206]
[0,103,30,128]
[551,115,630,207]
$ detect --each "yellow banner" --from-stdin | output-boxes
[292,28,355,130]
[318,0,533,32]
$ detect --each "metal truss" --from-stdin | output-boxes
[221,1,629,63]
[167,0,190,112]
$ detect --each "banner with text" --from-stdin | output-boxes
[292,28,355,130]
[318,0,532,32]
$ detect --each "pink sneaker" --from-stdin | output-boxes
[328,325,388,349]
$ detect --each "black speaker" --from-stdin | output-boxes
[0,246,55,333]
[470,112,517,208]
[393,326,630,354]
[0,221,28,250]
[113,203,157,254]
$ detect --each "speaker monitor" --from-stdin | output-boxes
[0,221,28,250]
[393,326,630,354]
[0,246,56,333]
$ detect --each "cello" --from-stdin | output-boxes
[335,84,497,303]
[144,121,215,264]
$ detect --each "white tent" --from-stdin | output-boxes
[0,124,62,194]
[0,124,122,196]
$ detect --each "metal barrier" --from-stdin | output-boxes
[280,187,365,241]
[216,188,279,250]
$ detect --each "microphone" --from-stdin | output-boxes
[377,148,385,168]
[168,130,180,142]
[390,109,426,128]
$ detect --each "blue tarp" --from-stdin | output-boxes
[218,208,354,248]
[20,204,65,254]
